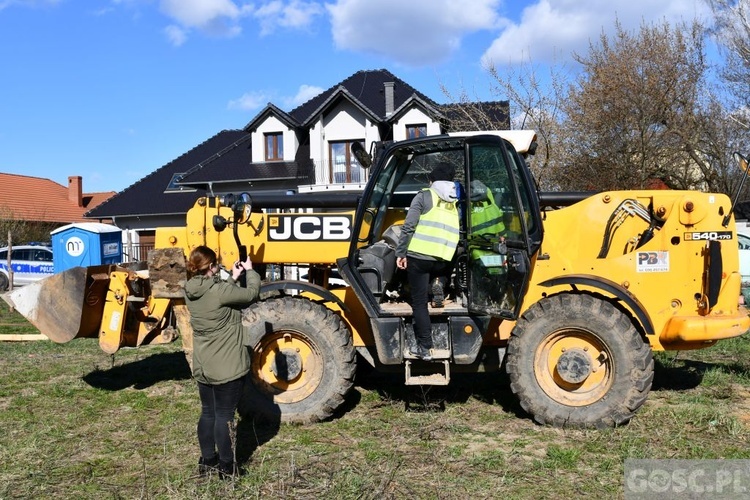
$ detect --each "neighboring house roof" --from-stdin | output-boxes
[440,101,511,130]
[0,172,114,223]
[85,130,247,219]
[288,69,438,125]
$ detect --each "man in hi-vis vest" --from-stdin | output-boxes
[396,162,460,360]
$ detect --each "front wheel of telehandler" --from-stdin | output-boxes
[506,293,654,428]
[240,296,356,423]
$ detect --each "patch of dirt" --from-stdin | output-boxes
[144,381,189,397]
[730,383,750,425]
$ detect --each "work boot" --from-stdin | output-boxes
[198,455,219,477]
[405,344,433,361]
[431,277,444,308]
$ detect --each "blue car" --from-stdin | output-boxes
[0,244,54,291]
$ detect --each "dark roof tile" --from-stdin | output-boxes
[289,69,438,124]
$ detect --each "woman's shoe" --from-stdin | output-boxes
[198,455,219,477]
[219,460,238,480]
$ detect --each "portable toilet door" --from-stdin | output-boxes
[51,223,123,273]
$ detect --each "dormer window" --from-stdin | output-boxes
[265,132,283,161]
[406,124,427,139]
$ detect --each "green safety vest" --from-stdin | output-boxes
[471,190,505,236]
[407,188,460,261]
[470,190,507,273]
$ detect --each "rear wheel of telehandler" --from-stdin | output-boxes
[240,296,356,423]
[506,293,654,428]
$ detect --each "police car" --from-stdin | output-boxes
[0,243,54,291]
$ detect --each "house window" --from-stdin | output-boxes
[265,132,283,161]
[329,140,365,184]
[406,124,427,139]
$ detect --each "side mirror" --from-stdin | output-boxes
[235,192,253,224]
[351,142,372,169]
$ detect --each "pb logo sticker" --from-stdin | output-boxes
[636,251,669,273]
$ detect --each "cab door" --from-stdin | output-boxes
[464,140,534,318]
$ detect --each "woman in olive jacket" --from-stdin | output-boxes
[184,245,261,478]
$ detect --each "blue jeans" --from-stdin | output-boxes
[406,256,451,349]
[196,377,245,463]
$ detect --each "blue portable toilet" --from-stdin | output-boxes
[51,223,123,273]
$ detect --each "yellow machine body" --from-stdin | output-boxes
[148,188,749,354]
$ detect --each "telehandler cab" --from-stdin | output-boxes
[6,131,749,428]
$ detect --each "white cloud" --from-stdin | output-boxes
[160,0,241,27]
[284,84,324,107]
[229,84,323,112]
[228,91,271,111]
[159,0,252,39]
[326,0,501,66]
[164,24,188,46]
[482,0,712,66]
[0,0,61,10]
[254,0,324,36]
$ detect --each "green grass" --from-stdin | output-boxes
[2,299,750,498]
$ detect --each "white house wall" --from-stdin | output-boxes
[251,116,297,162]
[323,102,369,142]
[393,107,441,141]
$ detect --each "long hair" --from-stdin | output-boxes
[187,245,216,278]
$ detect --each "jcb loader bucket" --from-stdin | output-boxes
[2,264,116,343]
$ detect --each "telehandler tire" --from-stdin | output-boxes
[506,293,653,428]
[240,296,356,423]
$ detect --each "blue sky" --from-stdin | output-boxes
[0,0,712,193]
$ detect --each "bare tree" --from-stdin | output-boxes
[705,0,750,204]
[484,60,571,190]
[0,206,60,246]
[442,16,749,196]
[708,0,750,127]
[441,59,571,190]
[562,19,717,191]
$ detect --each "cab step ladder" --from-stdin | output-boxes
[404,359,450,386]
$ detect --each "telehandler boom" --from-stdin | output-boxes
[6,131,749,428]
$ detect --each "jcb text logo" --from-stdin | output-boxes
[268,214,352,241]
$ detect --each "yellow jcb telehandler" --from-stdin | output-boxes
[6,131,749,428]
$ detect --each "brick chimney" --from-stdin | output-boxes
[384,81,395,117]
[68,176,82,207]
